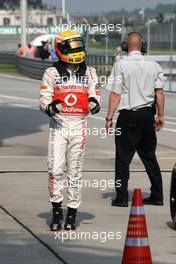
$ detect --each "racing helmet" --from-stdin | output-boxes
[54,30,86,64]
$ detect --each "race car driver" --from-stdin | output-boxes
[39,30,101,231]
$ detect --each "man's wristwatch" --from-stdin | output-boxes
[106,117,113,122]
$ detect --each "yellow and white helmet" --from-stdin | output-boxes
[54,30,86,64]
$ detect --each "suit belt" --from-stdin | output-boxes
[120,107,152,112]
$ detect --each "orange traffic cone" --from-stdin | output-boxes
[122,188,152,264]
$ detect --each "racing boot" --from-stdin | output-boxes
[64,207,77,230]
[50,202,63,231]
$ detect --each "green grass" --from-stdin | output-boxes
[0,64,18,72]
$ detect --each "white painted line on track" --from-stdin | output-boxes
[0,94,38,102]
[0,73,40,83]
[99,110,176,120]
[160,157,176,159]
[89,116,106,121]
[0,156,46,158]
[165,121,176,125]
[89,115,118,122]
[165,116,176,120]
[10,104,38,109]
[1,94,176,130]
[90,116,176,130]
[0,156,176,160]
[163,128,176,133]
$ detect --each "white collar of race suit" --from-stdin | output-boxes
[128,50,142,56]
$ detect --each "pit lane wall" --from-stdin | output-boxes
[0,52,176,92]
[0,51,17,65]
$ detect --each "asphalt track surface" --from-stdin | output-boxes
[0,73,176,264]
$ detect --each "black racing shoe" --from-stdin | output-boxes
[143,197,164,206]
[64,207,77,230]
[50,202,63,231]
[111,199,128,207]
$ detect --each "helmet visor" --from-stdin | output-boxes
[58,37,85,54]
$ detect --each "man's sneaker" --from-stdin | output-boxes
[111,198,128,207]
[50,203,63,231]
[64,207,77,230]
[143,197,164,206]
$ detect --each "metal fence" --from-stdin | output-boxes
[0,51,176,91]
[122,22,176,51]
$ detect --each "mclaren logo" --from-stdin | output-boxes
[64,94,77,106]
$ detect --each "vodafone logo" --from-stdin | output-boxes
[64,94,77,106]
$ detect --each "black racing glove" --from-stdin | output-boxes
[46,100,63,117]
[88,97,100,115]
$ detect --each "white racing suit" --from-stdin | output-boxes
[39,65,100,208]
